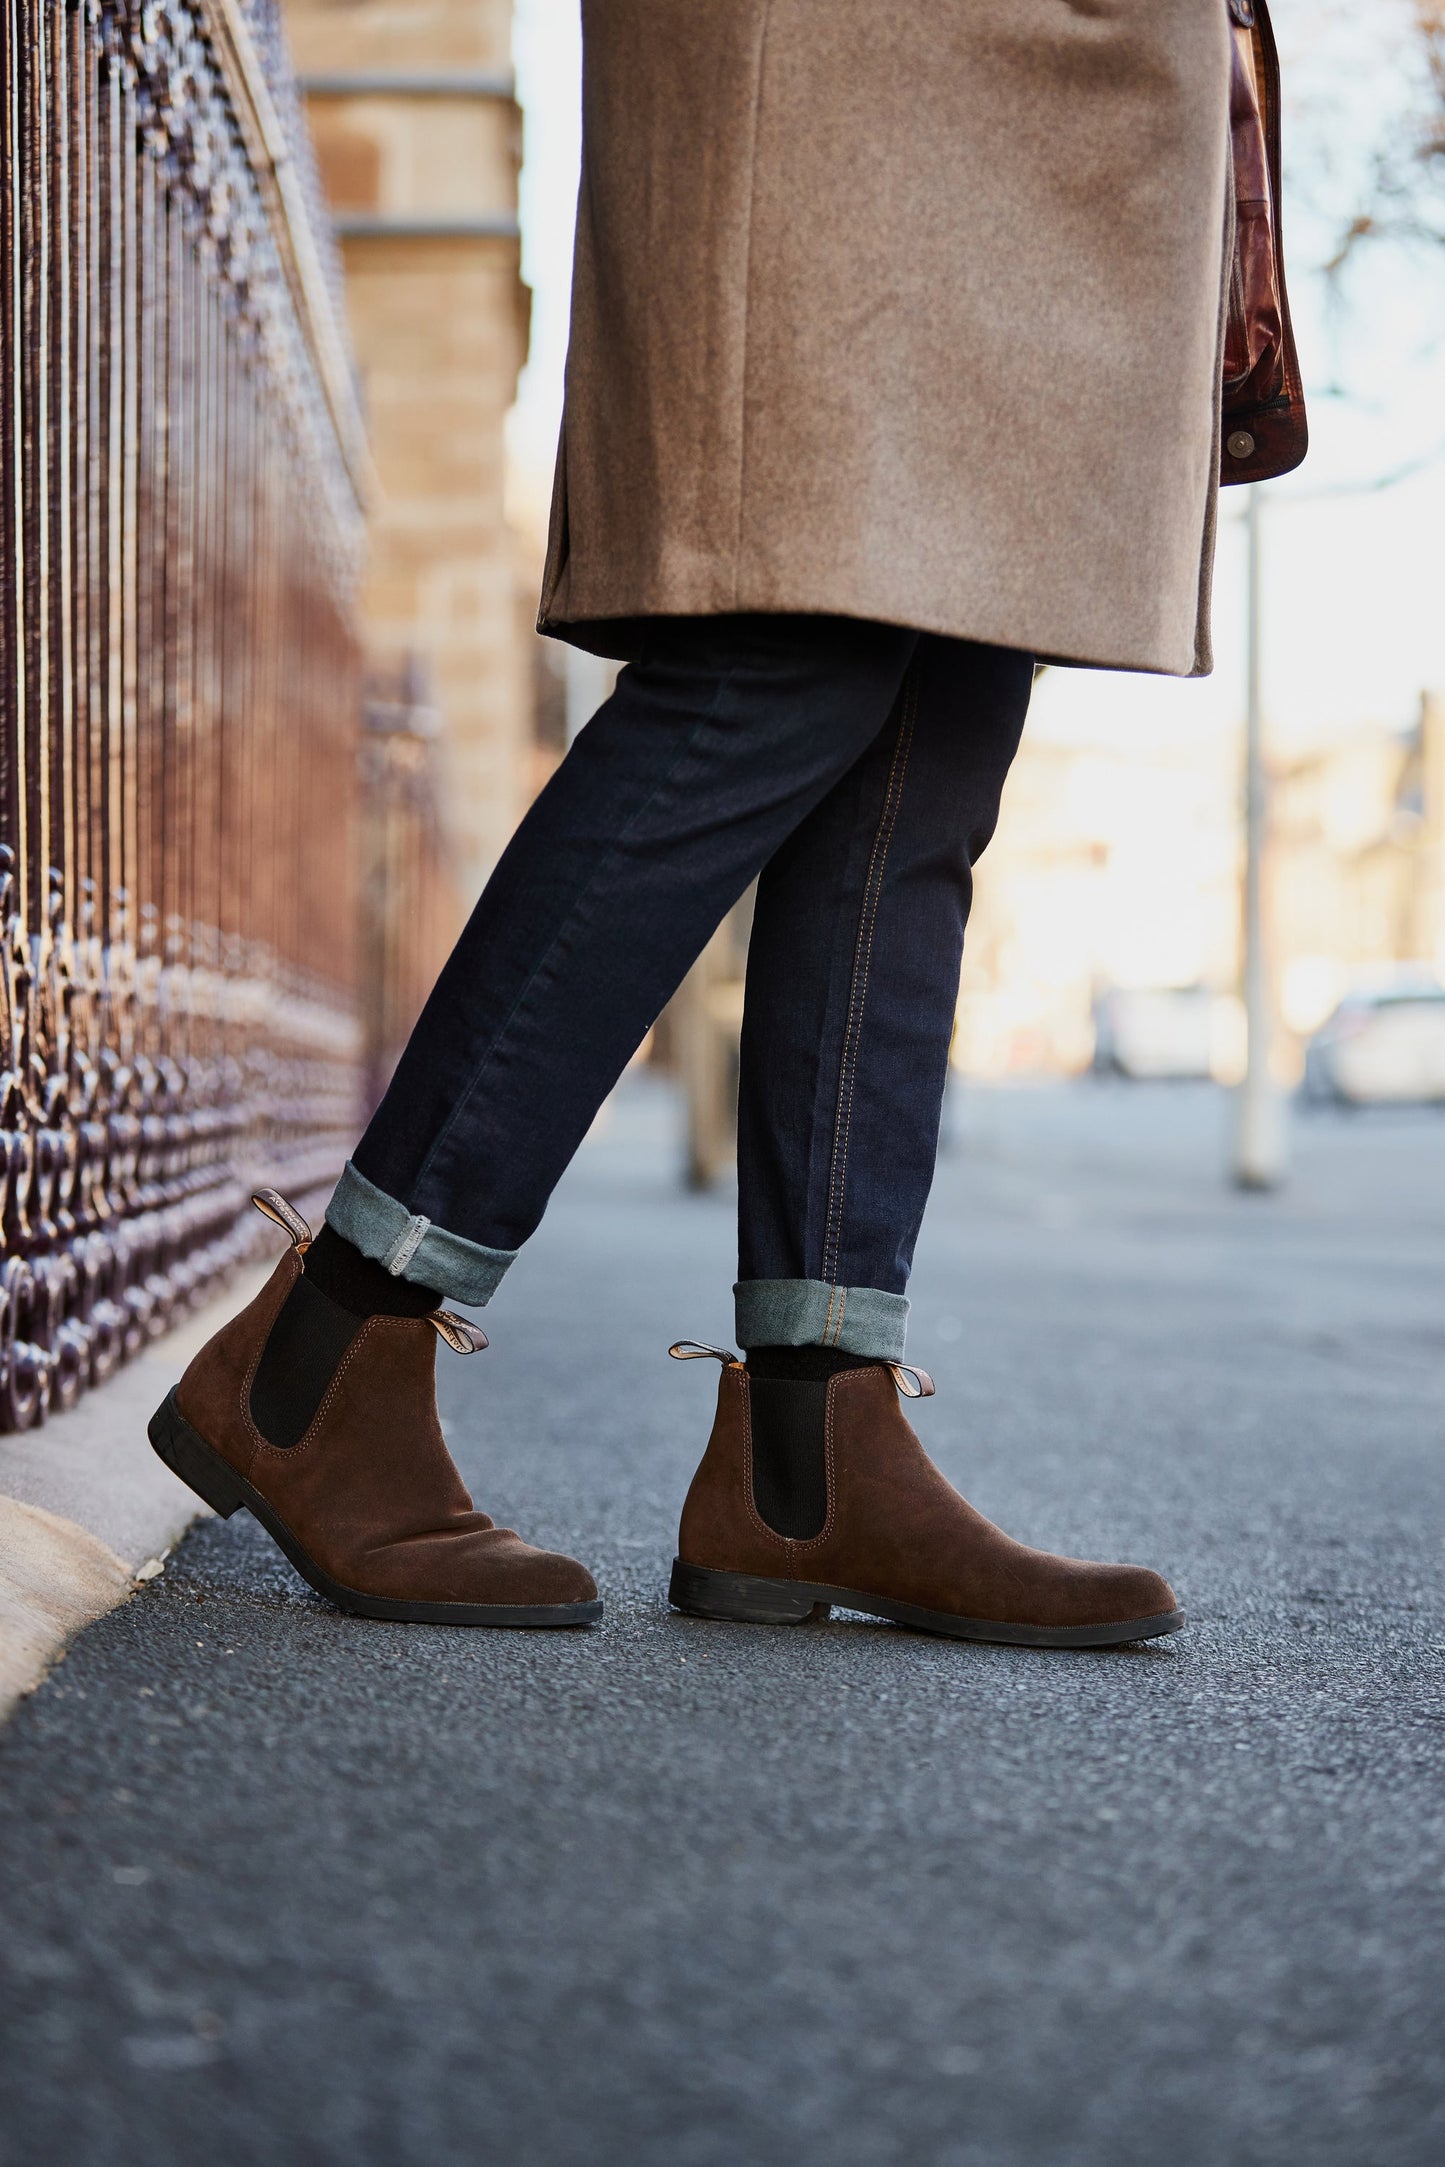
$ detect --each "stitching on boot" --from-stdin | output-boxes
[238,1253,306,1464]
[248,1315,409,1461]
[784,1373,839,1555]
[737,1370,794,1559]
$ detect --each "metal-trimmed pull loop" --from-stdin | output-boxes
[889,1362,935,1400]
[252,1189,313,1249]
[669,1339,742,1367]
[430,1311,489,1354]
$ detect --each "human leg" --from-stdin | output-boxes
[735,632,1033,1359]
[670,638,1185,1646]
[333,613,919,1300]
[154,615,920,1626]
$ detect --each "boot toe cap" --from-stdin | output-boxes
[1099,1563,1178,1625]
[355,1529,598,1613]
[468,1533,598,1610]
[1007,1554,1179,1632]
[525,1548,600,1608]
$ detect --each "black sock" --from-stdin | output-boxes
[248,1226,444,1450]
[744,1345,878,1384]
[742,1345,880,1540]
[303,1222,443,1319]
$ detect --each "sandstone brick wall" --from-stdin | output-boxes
[285,0,533,899]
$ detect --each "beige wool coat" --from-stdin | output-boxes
[539,0,1233,678]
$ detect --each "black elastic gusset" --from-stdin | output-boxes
[303,1221,442,1320]
[747,1376,829,1539]
[745,1347,882,1539]
[249,1277,368,1450]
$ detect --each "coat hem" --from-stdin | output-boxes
[536,592,1207,682]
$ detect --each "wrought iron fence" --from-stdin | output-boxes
[0,0,374,1429]
[358,658,463,1115]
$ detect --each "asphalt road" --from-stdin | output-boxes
[2,1078,1443,2167]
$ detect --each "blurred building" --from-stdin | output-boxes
[954,728,1242,1077]
[953,692,1445,1079]
[285,0,536,896]
[1272,692,1445,1035]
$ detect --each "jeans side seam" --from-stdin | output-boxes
[820,755,896,1284]
[820,672,919,1286]
[384,1215,431,1276]
[408,679,745,1209]
[823,682,917,1275]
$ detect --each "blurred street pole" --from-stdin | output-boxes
[1223,446,1445,1191]
[1233,486,1286,1189]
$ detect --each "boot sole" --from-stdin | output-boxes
[147,1389,603,1629]
[669,1559,1184,1648]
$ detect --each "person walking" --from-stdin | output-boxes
[150,1,1279,1646]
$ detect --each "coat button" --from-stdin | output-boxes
[1227,429,1256,459]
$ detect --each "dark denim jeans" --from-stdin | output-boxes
[330,615,1032,1359]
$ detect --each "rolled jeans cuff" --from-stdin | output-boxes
[733,1278,909,1362]
[326,1160,517,1307]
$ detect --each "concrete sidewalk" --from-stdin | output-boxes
[0,1079,1442,2165]
[0,1265,273,1716]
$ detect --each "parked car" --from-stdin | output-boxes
[1303,979,1445,1105]
[1091,986,1217,1082]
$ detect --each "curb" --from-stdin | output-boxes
[0,1262,273,1723]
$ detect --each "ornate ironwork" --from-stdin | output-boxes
[1,0,371,1428]
[358,658,462,1113]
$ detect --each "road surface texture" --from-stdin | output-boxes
[2,1078,1442,2167]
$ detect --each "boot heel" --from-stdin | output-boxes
[148,1389,246,1519]
[669,1558,829,1626]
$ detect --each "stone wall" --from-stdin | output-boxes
[284,0,533,899]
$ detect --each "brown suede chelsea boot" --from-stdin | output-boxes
[148,1192,601,1628]
[667,1343,1182,1646]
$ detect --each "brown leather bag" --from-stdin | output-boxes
[1220,0,1307,484]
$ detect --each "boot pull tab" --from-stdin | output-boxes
[430,1311,489,1355]
[251,1189,313,1250]
[889,1362,935,1400]
[669,1339,743,1368]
